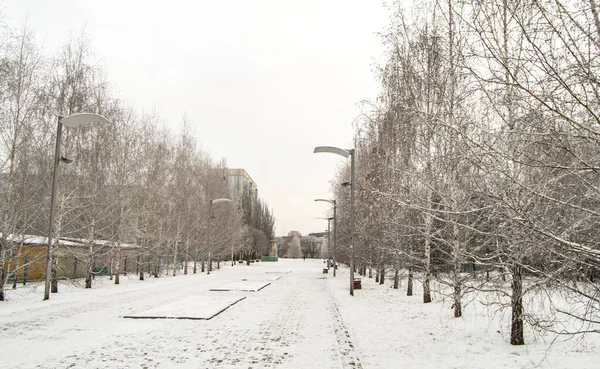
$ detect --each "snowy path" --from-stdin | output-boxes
[2,259,597,369]
[0,260,356,369]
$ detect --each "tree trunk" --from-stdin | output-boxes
[423,187,433,303]
[23,255,28,285]
[453,277,462,318]
[51,254,58,293]
[0,270,5,301]
[154,257,161,277]
[423,221,432,303]
[452,222,462,318]
[172,241,177,277]
[184,239,189,275]
[85,261,93,289]
[407,267,413,296]
[510,263,525,345]
[139,255,144,281]
[12,257,20,289]
[85,242,95,288]
[393,266,399,289]
[114,249,120,285]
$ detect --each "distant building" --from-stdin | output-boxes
[225,168,257,197]
[225,168,258,226]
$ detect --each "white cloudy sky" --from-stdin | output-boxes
[2,0,389,236]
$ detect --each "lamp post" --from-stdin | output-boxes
[207,198,232,275]
[44,113,111,301]
[314,146,355,296]
[231,241,235,267]
[315,198,337,276]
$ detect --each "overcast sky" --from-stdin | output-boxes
[2,0,389,236]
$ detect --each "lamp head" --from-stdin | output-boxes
[60,113,111,128]
[211,198,232,204]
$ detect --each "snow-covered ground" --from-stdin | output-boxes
[0,259,597,368]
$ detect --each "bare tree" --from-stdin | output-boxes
[300,235,321,259]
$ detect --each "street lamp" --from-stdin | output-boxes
[315,198,337,277]
[314,146,355,296]
[316,217,333,268]
[232,241,235,267]
[44,113,111,301]
[208,198,232,275]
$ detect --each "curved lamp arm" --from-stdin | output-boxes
[314,198,334,205]
[313,146,350,158]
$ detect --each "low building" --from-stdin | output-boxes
[2,234,139,282]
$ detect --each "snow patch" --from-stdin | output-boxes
[123,295,245,320]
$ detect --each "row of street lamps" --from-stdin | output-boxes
[313,146,355,296]
[45,119,355,300]
[315,199,336,277]
[43,113,233,301]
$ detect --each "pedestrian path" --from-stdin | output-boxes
[0,259,353,369]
